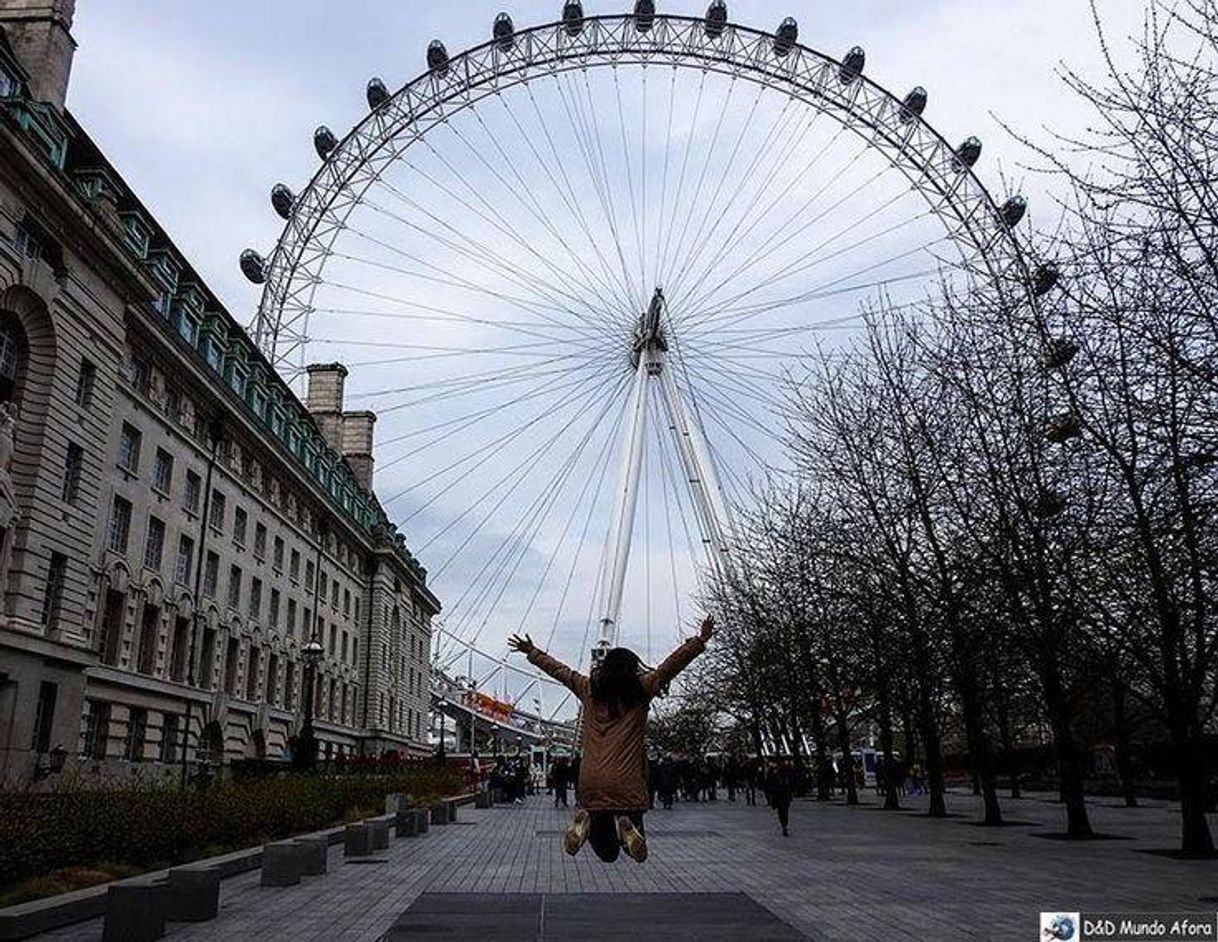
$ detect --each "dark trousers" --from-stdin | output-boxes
[588,811,645,862]
[555,784,569,808]
[775,799,791,832]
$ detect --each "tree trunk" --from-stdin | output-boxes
[994,696,1021,799]
[876,677,901,810]
[1040,653,1093,837]
[1111,676,1138,809]
[1166,707,1215,856]
[835,707,858,805]
[959,674,1003,826]
[809,701,832,800]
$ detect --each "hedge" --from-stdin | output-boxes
[0,764,459,892]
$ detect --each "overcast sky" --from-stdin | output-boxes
[63,1,1148,713]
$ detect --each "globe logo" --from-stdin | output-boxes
[1042,914,1077,940]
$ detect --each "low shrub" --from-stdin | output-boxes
[0,764,458,896]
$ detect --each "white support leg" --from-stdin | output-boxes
[595,353,653,653]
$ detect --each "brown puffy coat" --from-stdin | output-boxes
[528,637,706,812]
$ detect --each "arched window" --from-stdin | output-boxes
[0,314,27,403]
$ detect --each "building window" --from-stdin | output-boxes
[199,628,216,690]
[233,506,248,547]
[328,623,336,657]
[72,359,96,409]
[83,701,110,759]
[343,588,351,618]
[305,560,315,593]
[41,552,66,627]
[265,654,278,706]
[202,551,219,598]
[269,588,280,629]
[61,443,83,504]
[224,638,239,695]
[165,386,182,423]
[254,522,267,560]
[331,578,339,611]
[107,495,132,554]
[143,516,165,571]
[245,647,261,702]
[248,577,262,619]
[136,603,158,675]
[30,681,57,753]
[341,631,348,662]
[117,423,141,474]
[160,714,180,763]
[303,606,311,638]
[289,549,300,583]
[152,449,173,494]
[227,564,241,609]
[352,637,358,666]
[124,708,147,761]
[184,469,201,514]
[174,534,194,585]
[273,536,284,571]
[284,661,295,710]
[169,616,189,682]
[209,490,226,532]
[318,573,327,603]
[98,589,125,666]
[287,598,297,636]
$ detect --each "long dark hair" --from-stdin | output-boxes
[590,647,646,719]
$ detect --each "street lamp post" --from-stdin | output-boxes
[437,699,447,767]
[294,634,324,772]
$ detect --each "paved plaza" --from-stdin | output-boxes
[39,790,1216,941]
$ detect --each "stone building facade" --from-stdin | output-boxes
[0,0,439,785]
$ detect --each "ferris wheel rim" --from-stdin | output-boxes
[250,10,1039,369]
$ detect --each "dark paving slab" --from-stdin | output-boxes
[382,892,806,941]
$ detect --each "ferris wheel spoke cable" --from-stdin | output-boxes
[375,364,611,461]
[388,364,622,514]
[495,389,627,652]
[337,229,602,337]
[517,85,640,316]
[611,68,648,301]
[657,74,742,294]
[551,71,636,311]
[674,132,878,320]
[358,196,610,332]
[670,118,858,314]
[663,80,771,299]
[409,127,625,332]
[463,106,633,326]
[666,92,806,303]
[312,303,599,349]
[374,162,620,333]
[656,68,710,288]
[442,376,629,643]
[566,66,642,312]
[678,161,918,324]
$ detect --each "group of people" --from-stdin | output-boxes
[647,755,799,835]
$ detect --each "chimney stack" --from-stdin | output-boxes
[304,362,377,492]
[0,0,77,109]
[305,363,346,453]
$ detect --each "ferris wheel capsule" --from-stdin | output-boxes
[493,12,516,49]
[773,18,798,56]
[899,87,927,123]
[705,0,728,38]
[428,39,450,75]
[313,125,337,160]
[240,249,267,285]
[838,46,866,84]
[955,136,982,169]
[366,77,390,111]
[562,1,585,36]
[999,195,1027,228]
[270,184,295,220]
[634,0,656,32]
[1032,263,1060,296]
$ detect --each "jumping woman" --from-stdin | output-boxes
[507,616,715,863]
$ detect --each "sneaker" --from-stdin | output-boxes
[564,810,590,856]
[616,816,648,863]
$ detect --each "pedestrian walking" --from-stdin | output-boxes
[769,759,796,837]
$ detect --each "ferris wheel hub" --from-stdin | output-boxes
[630,287,669,369]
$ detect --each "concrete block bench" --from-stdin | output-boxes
[415,807,430,835]
[344,823,375,858]
[395,808,420,838]
[260,841,305,887]
[369,818,391,851]
[430,803,451,826]
[102,880,166,942]
[292,836,329,876]
[164,867,220,922]
[475,790,493,809]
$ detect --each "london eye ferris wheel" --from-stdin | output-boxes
[239,1,1043,721]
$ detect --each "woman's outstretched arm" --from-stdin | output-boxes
[642,616,715,697]
[508,633,589,700]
